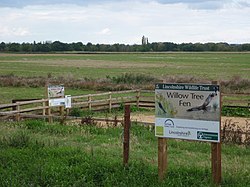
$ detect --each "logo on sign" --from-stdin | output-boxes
[164,119,174,128]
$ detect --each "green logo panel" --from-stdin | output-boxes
[197,131,218,141]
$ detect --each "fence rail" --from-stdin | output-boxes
[0,90,249,122]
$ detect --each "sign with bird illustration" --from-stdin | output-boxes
[155,83,220,142]
[48,85,65,98]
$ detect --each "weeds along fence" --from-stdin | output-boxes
[0,90,249,122]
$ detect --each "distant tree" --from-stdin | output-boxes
[9,43,21,52]
[51,41,69,51]
[21,42,32,52]
[163,42,178,51]
[1,41,250,52]
[85,42,93,51]
[0,42,6,51]
[241,44,250,51]
[71,42,84,51]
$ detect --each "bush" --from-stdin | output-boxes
[69,108,84,117]
[107,73,157,84]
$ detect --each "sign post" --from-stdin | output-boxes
[155,83,221,184]
[46,85,72,123]
[158,137,167,181]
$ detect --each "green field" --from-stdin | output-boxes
[0,120,249,186]
[0,52,250,80]
[1,53,250,186]
[0,52,249,109]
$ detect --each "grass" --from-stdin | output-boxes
[0,86,96,104]
[0,52,249,117]
[0,120,249,186]
[0,52,250,80]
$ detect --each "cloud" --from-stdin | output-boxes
[0,0,249,44]
[97,28,111,35]
[1,0,249,10]
[0,0,112,8]
[0,26,30,37]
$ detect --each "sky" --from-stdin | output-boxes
[0,0,250,44]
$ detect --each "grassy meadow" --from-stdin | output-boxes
[0,53,250,186]
[0,52,250,80]
[0,120,249,186]
[1,52,250,104]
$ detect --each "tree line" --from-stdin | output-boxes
[0,41,250,52]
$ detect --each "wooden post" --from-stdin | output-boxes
[211,80,222,185]
[88,95,92,111]
[211,142,221,184]
[59,102,64,117]
[12,100,17,111]
[15,103,20,122]
[45,84,52,123]
[136,89,140,108]
[59,95,65,123]
[123,105,131,167]
[42,99,46,116]
[109,92,112,113]
[48,105,52,123]
[158,137,167,181]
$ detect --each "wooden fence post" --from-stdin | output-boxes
[88,95,92,111]
[15,103,20,122]
[123,105,131,167]
[12,100,17,111]
[158,137,167,181]
[42,99,46,116]
[45,84,52,123]
[136,89,140,108]
[109,92,112,113]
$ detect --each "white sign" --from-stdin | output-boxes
[155,83,220,142]
[49,95,72,108]
[65,95,72,108]
[49,98,65,107]
[48,85,64,98]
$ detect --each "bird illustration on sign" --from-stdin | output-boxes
[186,91,217,112]
[155,93,177,117]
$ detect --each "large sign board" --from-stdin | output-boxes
[48,85,64,98]
[155,83,220,142]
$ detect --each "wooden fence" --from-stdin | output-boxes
[0,90,249,122]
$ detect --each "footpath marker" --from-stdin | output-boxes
[155,82,221,184]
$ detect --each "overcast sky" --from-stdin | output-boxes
[0,0,250,44]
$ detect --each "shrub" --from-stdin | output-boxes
[107,73,157,84]
[69,108,84,117]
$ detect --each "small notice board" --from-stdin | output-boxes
[155,83,220,142]
[48,85,64,98]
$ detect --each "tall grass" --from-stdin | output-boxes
[0,120,249,186]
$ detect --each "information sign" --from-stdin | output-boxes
[155,83,220,142]
[48,85,64,98]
